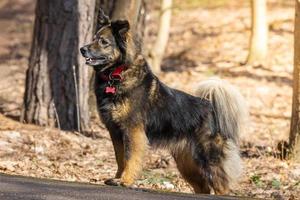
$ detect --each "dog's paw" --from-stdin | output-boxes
[104,178,136,188]
[104,178,122,186]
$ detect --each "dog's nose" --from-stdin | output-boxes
[80,46,87,55]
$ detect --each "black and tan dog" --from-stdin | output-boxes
[80,10,247,194]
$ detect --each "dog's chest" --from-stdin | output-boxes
[98,97,133,123]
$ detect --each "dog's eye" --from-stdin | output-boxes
[99,38,109,46]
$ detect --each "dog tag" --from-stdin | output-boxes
[105,86,116,94]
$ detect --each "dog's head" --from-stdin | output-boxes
[80,9,130,70]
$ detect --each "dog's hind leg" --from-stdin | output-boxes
[173,147,211,194]
[173,137,236,194]
[212,140,242,194]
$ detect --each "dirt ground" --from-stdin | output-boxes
[0,0,299,199]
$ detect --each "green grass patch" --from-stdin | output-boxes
[250,174,264,188]
[140,170,173,185]
[271,179,281,189]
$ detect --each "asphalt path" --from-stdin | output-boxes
[0,173,255,200]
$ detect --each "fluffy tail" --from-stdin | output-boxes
[195,78,248,189]
[195,78,248,143]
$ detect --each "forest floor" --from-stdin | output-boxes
[0,0,299,199]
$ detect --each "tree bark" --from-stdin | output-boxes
[21,0,96,131]
[98,0,146,42]
[289,0,300,162]
[148,0,172,74]
[246,0,268,65]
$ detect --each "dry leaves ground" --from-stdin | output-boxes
[0,0,299,199]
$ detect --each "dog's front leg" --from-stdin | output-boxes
[105,125,147,187]
[108,129,125,179]
[121,125,148,186]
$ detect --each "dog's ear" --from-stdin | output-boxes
[111,20,130,36]
[98,8,110,27]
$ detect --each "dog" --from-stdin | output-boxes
[80,9,247,194]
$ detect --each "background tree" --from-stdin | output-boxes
[21,0,96,131]
[289,0,300,162]
[99,0,146,39]
[148,0,172,74]
[246,0,268,65]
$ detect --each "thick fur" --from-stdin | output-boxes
[195,78,248,143]
[195,78,248,189]
[80,11,247,194]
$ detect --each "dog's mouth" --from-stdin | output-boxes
[85,56,107,65]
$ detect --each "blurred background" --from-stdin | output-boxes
[0,0,299,199]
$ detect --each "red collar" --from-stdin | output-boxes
[99,65,127,94]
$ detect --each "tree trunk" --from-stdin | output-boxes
[148,0,172,74]
[98,0,146,39]
[21,0,96,131]
[246,0,268,65]
[289,0,300,162]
